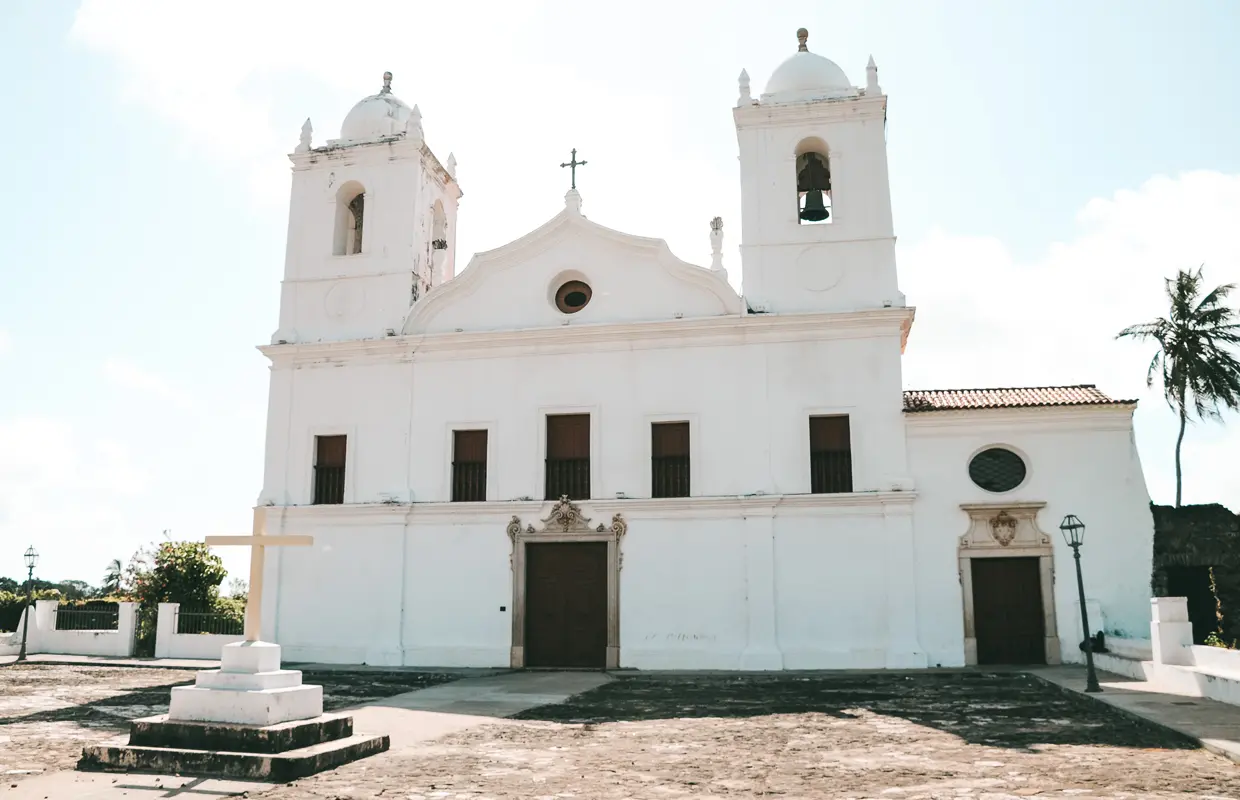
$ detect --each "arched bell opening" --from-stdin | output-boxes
[795,138,832,225]
[333,181,367,255]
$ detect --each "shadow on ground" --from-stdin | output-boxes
[0,664,461,728]
[514,671,1199,753]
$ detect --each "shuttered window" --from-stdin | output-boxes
[452,429,488,502]
[546,414,590,500]
[313,435,347,504]
[651,421,690,498]
[809,416,852,493]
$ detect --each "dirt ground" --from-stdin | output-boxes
[0,664,457,784]
[264,672,1240,800]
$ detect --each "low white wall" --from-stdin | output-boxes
[154,603,244,660]
[24,600,138,658]
[1149,597,1240,706]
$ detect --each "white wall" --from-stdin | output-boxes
[264,494,932,670]
[907,405,1156,664]
[12,600,139,658]
[258,316,912,508]
[154,603,244,660]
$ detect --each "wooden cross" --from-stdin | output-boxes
[205,509,313,642]
[559,148,587,190]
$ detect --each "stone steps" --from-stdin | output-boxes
[78,711,389,781]
[79,730,389,782]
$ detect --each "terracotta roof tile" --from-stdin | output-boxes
[902,385,1136,412]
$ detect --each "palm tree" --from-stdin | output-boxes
[1117,266,1240,506]
[101,558,124,596]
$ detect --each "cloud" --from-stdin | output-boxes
[102,358,195,411]
[0,417,150,581]
[899,170,1240,509]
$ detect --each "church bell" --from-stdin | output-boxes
[800,189,829,222]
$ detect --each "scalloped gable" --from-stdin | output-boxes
[403,202,742,335]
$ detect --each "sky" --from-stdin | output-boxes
[1,0,1238,586]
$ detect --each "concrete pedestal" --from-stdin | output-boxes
[169,641,323,726]
[79,640,388,779]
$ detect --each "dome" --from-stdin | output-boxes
[339,72,413,143]
[763,28,855,101]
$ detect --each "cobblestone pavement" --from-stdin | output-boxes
[0,664,458,784]
[262,672,1240,799]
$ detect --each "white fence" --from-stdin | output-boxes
[154,602,244,660]
[0,600,138,658]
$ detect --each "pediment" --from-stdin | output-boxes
[402,202,742,335]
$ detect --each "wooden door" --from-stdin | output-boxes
[972,557,1046,665]
[525,542,608,669]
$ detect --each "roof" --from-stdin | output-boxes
[902,385,1137,413]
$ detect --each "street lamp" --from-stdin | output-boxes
[17,546,38,663]
[1059,515,1101,693]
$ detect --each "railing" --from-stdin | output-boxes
[313,464,346,504]
[176,606,244,636]
[652,455,691,498]
[810,450,853,494]
[546,458,590,500]
[54,604,120,631]
[452,461,487,502]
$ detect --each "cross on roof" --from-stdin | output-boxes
[205,509,313,642]
[560,148,587,191]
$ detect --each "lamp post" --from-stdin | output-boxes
[1059,515,1101,693]
[17,546,39,663]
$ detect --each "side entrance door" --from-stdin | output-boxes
[524,542,608,669]
[972,556,1046,665]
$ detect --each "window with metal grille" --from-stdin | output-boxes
[452,429,488,502]
[968,447,1027,493]
[809,415,852,493]
[313,434,347,504]
[546,414,590,500]
[651,421,690,498]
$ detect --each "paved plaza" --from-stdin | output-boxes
[2,664,1239,798]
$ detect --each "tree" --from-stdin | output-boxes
[129,541,227,609]
[101,558,124,596]
[226,577,249,599]
[1117,265,1240,505]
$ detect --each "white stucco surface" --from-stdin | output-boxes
[249,32,1157,671]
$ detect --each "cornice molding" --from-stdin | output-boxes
[261,490,919,526]
[905,404,1137,434]
[258,306,917,366]
[733,93,887,128]
[288,138,457,193]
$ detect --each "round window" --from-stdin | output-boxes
[968,448,1027,493]
[555,280,592,314]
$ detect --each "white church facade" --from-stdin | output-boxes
[253,31,1155,671]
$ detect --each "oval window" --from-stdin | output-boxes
[555,280,592,314]
[968,448,1027,493]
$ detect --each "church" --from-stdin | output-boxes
[253,29,1155,671]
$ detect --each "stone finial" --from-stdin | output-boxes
[295,118,312,153]
[737,69,751,107]
[445,152,457,179]
[797,27,809,52]
[565,187,583,216]
[866,55,881,95]
[709,216,725,273]
[406,104,423,143]
[381,71,393,94]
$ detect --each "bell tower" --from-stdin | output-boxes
[734,29,904,315]
[272,72,463,345]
